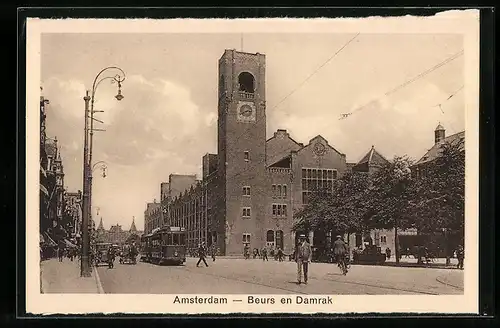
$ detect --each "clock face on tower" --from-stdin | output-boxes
[236,101,256,122]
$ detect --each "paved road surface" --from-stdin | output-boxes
[96,258,464,295]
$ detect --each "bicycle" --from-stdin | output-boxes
[337,254,349,275]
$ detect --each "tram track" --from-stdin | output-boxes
[435,276,464,291]
[170,265,309,295]
[322,275,440,295]
[170,264,442,295]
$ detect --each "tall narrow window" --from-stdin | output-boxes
[275,230,284,250]
[266,230,275,244]
[272,184,276,198]
[282,185,287,198]
[242,207,251,218]
[243,233,251,244]
[244,151,250,161]
[272,204,277,216]
[277,185,282,198]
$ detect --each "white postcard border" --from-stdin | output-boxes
[26,11,480,314]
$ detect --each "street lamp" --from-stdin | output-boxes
[81,67,125,278]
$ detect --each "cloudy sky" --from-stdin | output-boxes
[41,32,464,230]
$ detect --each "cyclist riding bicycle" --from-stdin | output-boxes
[333,235,349,272]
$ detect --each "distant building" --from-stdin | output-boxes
[413,124,465,178]
[96,217,143,245]
[64,191,82,238]
[143,200,161,235]
[41,136,66,243]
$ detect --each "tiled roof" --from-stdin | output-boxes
[354,146,389,167]
[416,131,465,165]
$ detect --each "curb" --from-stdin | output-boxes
[94,267,105,294]
[435,276,464,290]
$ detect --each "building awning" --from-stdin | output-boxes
[64,239,78,248]
[43,232,57,246]
[40,163,47,178]
[40,184,49,196]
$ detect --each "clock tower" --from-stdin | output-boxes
[216,49,267,255]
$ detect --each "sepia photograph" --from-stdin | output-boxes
[26,11,480,314]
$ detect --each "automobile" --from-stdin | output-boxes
[94,242,113,267]
[119,244,138,265]
[352,245,386,265]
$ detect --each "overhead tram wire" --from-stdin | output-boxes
[338,49,464,120]
[221,33,361,181]
[433,85,464,110]
[430,84,464,134]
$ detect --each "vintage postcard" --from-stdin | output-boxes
[26,10,480,315]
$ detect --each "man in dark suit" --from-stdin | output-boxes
[295,234,312,284]
[456,245,464,270]
[196,242,209,267]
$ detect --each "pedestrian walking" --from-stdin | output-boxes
[277,247,284,262]
[58,247,64,262]
[261,247,268,261]
[211,244,216,262]
[456,245,464,270]
[196,242,209,267]
[295,234,312,285]
[385,247,391,260]
[243,244,250,259]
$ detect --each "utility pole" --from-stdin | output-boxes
[80,90,91,277]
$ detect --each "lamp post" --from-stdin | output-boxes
[81,67,125,278]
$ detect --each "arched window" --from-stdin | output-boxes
[238,72,255,93]
[266,230,275,247]
[266,230,275,243]
[275,230,284,250]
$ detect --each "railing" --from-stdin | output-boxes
[239,91,255,100]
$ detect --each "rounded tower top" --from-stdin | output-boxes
[435,123,445,131]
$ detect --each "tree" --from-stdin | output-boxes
[409,138,465,262]
[292,171,371,236]
[365,155,416,264]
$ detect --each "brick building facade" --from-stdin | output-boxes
[146,49,369,255]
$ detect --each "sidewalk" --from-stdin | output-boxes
[40,258,101,294]
[197,256,462,270]
[382,257,460,269]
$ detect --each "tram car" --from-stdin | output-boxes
[140,226,187,265]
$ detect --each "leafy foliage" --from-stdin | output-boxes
[292,171,371,234]
[409,138,465,241]
[293,138,465,247]
[363,155,417,231]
